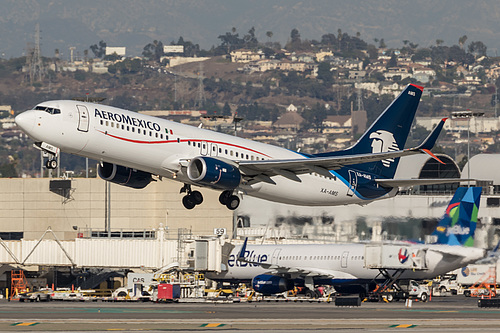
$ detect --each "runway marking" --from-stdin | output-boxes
[11,322,39,326]
[389,324,417,328]
[200,323,226,327]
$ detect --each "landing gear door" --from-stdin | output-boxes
[76,105,89,132]
[347,170,358,197]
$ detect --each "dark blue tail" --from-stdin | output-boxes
[315,84,424,179]
[432,187,481,246]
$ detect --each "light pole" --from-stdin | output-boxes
[451,110,484,186]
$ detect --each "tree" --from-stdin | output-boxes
[243,27,258,48]
[142,40,164,62]
[459,35,468,49]
[266,31,273,43]
[317,62,333,83]
[468,41,487,58]
[290,28,301,44]
[378,38,386,49]
[222,102,231,116]
[90,40,107,58]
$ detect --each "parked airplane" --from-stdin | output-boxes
[16,84,452,210]
[206,187,485,297]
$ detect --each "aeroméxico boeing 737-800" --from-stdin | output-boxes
[15,84,452,210]
[206,187,485,297]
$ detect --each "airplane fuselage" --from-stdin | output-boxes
[16,100,397,206]
[206,243,485,285]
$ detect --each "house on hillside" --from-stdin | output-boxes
[230,49,265,63]
[273,111,305,132]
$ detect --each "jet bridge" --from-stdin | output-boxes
[364,244,427,297]
[364,244,426,270]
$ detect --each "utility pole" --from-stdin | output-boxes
[195,62,205,108]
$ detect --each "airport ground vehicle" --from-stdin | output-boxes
[18,289,51,302]
[457,263,499,297]
[436,275,459,295]
[379,280,430,302]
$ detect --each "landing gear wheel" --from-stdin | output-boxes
[305,290,314,299]
[219,191,232,205]
[226,195,240,210]
[182,195,196,210]
[191,191,203,205]
[46,159,58,169]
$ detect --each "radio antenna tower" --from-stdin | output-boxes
[195,62,206,108]
[29,23,44,83]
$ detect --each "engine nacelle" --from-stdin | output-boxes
[98,162,152,189]
[187,156,241,190]
[252,274,294,295]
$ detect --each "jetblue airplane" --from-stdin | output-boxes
[206,187,485,296]
[15,84,450,210]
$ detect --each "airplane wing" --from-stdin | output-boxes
[238,118,446,184]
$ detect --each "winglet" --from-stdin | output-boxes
[236,237,248,262]
[416,118,447,151]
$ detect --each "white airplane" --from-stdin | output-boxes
[206,187,485,297]
[15,84,451,210]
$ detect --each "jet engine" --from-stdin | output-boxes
[97,162,152,189]
[187,156,241,190]
[252,274,294,295]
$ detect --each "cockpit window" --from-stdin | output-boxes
[34,106,61,115]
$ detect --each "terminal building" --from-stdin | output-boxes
[0,154,498,292]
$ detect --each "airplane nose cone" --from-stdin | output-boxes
[15,110,35,133]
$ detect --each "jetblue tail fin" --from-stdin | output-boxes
[315,84,424,179]
[432,187,482,246]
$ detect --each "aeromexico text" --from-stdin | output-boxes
[94,109,161,132]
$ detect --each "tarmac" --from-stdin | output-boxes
[0,296,499,332]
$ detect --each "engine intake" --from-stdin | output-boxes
[187,156,241,190]
[252,274,294,295]
[98,162,152,189]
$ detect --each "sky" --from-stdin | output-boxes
[2,0,500,59]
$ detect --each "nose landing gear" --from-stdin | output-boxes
[45,159,58,169]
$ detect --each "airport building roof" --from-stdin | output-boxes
[395,154,461,193]
[463,154,500,185]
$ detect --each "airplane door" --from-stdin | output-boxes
[200,141,208,156]
[210,143,218,157]
[341,251,349,268]
[76,105,89,132]
[271,249,282,265]
[347,170,358,197]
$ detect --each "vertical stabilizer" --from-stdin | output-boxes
[315,84,424,179]
[432,187,482,246]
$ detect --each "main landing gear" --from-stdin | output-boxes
[180,184,203,210]
[179,186,240,210]
[219,190,240,210]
